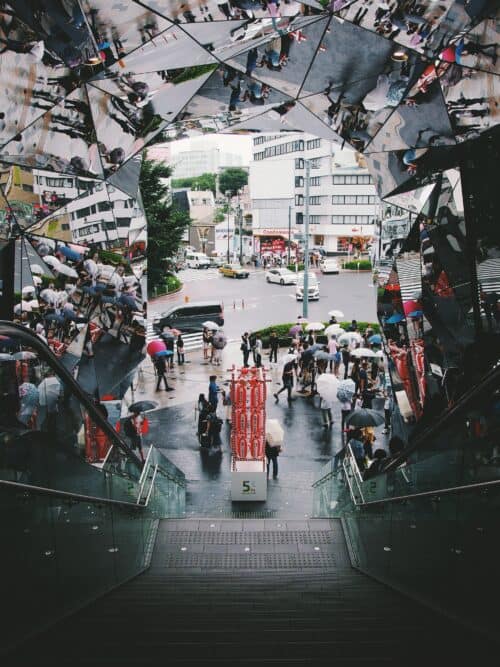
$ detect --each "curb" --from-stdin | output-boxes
[149,284,184,303]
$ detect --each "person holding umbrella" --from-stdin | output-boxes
[154,353,173,392]
[241,332,251,368]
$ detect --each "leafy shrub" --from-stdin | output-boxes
[286,263,304,272]
[343,260,372,270]
[252,321,380,348]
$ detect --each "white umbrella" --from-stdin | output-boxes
[40,288,57,305]
[22,285,36,296]
[374,349,385,358]
[43,255,61,269]
[316,374,339,403]
[282,353,297,365]
[325,324,343,337]
[55,263,78,278]
[338,332,363,346]
[305,322,325,332]
[265,419,284,447]
[202,320,219,330]
[351,347,376,358]
[328,310,344,318]
[30,264,44,275]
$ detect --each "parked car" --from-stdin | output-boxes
[153,301,224,334]
[295,272,320,301]
[265,268,298,285]
[219,264,249,279]
[319,258,340,274]
[185,252,211,269]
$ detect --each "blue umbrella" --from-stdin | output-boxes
[408,310,423,318]
[386,313,404,324]
[57,245,82,262]
[154,349,173,357]
[368,334,382,345]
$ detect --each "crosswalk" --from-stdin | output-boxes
[396,256,422,302]
[178,268,221,283]
[146,321,204,351]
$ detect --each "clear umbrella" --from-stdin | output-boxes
[212,332,227,349]
[351,347,376,358]
[314,350,330,361]
[38,376,62,408]
[327,310,344,318]
[305,322,325,332]
[338,332,363,346]
[316,374,339,403]
[325,324,343,337]
[202,321,219,330]
[336,379,356,402]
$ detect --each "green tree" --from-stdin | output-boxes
[219,168,248,197]
[171,172,216,195]
[140,157,191,295]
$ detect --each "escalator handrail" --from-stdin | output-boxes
[0,478,142,509]
[0,320,143,470]
[383,363,500,473]
[347,476,500,507]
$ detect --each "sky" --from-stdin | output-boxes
[169,134,253,165]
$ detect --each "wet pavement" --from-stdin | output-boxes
[134,341,387,518]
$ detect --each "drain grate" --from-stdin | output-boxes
[165,531,334,545]
[163,553,337,569]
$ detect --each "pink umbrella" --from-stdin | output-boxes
[147,340,166,356]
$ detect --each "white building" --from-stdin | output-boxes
[173,147,242,179]
[32,170,146,249]
[250,134,381,255]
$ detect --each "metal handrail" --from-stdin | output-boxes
[142,465,159,507]
[351,477,500,507]
[0,478,142,509]
[384,364,500,472]
[0,320,143,470]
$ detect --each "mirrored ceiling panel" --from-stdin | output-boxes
[332,0,495,59]
[0,86,103,178]
[179,65,294,126]
[142,0,322,24]
[224,16,329,97]
[440,64,500,144]
[80,0,173,62]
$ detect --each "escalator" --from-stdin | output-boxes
[0,321,186,655]
[313,364,500,643]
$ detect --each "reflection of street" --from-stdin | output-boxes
[151,269,378,340]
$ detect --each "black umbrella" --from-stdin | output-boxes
[128,400,159,414]
[345,408,385,428]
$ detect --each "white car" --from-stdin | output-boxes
[320,259,340,274]
[295,272,320,301]
[265,268,298,285]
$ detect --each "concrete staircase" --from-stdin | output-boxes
[6,519,492,666]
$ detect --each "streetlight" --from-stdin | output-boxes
[237,189,243,265]
[303,159,310,319]
[225,190,231,263]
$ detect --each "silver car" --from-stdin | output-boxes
[265,268,298,285]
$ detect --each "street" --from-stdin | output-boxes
[150,268,378,338]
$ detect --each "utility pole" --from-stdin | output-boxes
[238,191,243,265]
[303,159,310,319]
[226,190,231,263]
[287,205,291,267]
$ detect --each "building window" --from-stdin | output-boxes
[295,158,304,169]
[309,215,322,224]
[310,158,321,169]
[306,139,321,150]
[295,194,303,206]
[296,212,303,225]
[309,196,322,205]
[310,176,321,186]
[295,176,304,187]
[332,174,373,185]
[331,215,374,224]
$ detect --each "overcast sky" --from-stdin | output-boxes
[169,134,254,165]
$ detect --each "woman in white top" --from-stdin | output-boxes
[327,335,340,375]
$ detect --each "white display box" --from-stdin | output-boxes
[231,459,267,502]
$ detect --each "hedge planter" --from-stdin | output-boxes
[252,321,380,349]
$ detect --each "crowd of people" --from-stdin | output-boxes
[14,238,145,361]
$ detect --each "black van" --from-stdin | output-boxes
[153,301,224,334]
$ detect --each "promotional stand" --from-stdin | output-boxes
[230,366,268,501]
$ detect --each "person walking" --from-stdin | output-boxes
[254,334,263,368]
[340,398,352,433]
[202,328,210,361]
[241,332,251,367]
[222,389,232,423]
[177,334,185,365]
[328,334,338,373]
[274,356,297,403]
[265,439,281,479]
[154,355,173,391]
[122,411,148,463]
[341,344,350,379]
[208,375,220,411]
[269,330,279,364]
[320,395,333,428]
[205,405,223,450]
[382,390,392,434]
